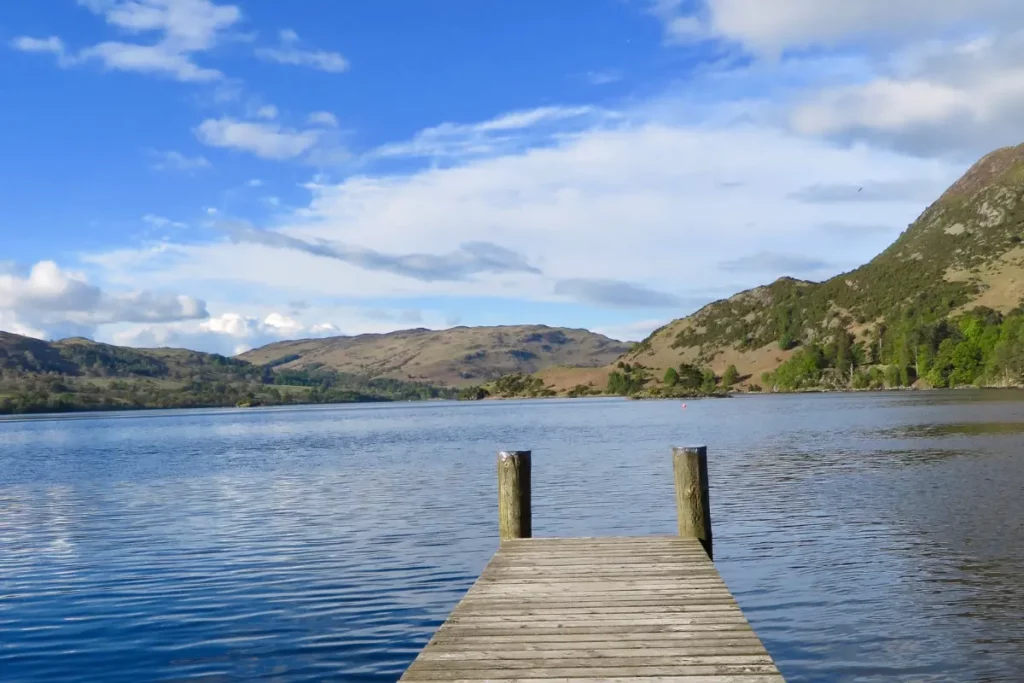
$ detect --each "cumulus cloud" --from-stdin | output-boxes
[791,32,1024,157]
[645,0,704,44]
[637,1,1024,157]
[83,112,961,319]
[14,0,241,82]
[648,0,1024,53]
[0,261,207,340]
[255,29,348,72]
[195,117,320,159]
[113,311,346,356]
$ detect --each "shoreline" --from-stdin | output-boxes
[5,384,1021,419]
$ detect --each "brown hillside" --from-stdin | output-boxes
[238,325,631,387]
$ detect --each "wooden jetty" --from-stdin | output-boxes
[400,447,784,683]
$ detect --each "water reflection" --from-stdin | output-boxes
[1,393,1023,681]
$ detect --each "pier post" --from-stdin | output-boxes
[498,450,531,542]
[673,445,712,559]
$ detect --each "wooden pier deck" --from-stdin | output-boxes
[400,448,785,683]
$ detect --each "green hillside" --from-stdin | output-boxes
[623,143,1024,392]
[0,333,453,415]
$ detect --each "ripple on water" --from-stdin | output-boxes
[1,394,1023,682]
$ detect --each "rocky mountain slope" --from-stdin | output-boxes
[549,143,1024,391]
[238,325,632,387]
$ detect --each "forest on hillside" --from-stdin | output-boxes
[761,306,1024,391]
[0,357,456,415]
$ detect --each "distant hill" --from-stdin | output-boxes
[238,325,632,387]
[547,142,1024,394]
[0,333,452,414]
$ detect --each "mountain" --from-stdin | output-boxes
[548,143,1024,393]
[0,333,453,414]
[238,325,632,387]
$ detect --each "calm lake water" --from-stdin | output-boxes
[2,393,1024,682]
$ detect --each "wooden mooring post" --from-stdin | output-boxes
[673,444,713,559]
[399,445,785,682]
[497,449,531,542]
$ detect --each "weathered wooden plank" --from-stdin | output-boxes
[399,537,783,682]
[427,639,766,651]
[482,570,719,577]
[484,566,716,573]
[415,651,770,663]
[433,624,757,637]
[410,655,773,669]
[455,604,741,615]
[468,586,731,594]
[420,648,772,660]
[429,632,763,644]
[406,666,780,679]
[457,597,738,607]
[403,679,785,683]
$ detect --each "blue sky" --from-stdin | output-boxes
[3,0,1024,354]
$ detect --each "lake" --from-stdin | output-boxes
[1,392,1023,682]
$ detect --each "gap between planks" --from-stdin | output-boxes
[399,537,783,683]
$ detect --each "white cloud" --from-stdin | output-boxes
[15,0,240,82]
[371,105,604,160]
[79,41,222,81]
[307,111,339,127]
[150,149,211,171]
[703,0,1024,53]
[255,104,279,120]
[791,32,1024,156]
[82,110,962,317]
[255,29,348,73]
[646,0,1024,53]
[11,35,64,53]
[10,36,67,61]
[584,69,623,85]
[0,260,207,340]
[112,310,344,355]
[247,178,263,187]
[90,0,241,49]
[195,117,320,159]
[143,214,187,229]
[256,46,348,73]
[645,1,704,44]
[594,319,671,343]
[0,312,47,340]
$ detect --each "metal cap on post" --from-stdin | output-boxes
[672,445,712,559]
[498,450,531,542]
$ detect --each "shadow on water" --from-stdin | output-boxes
[1,392,1023,681]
